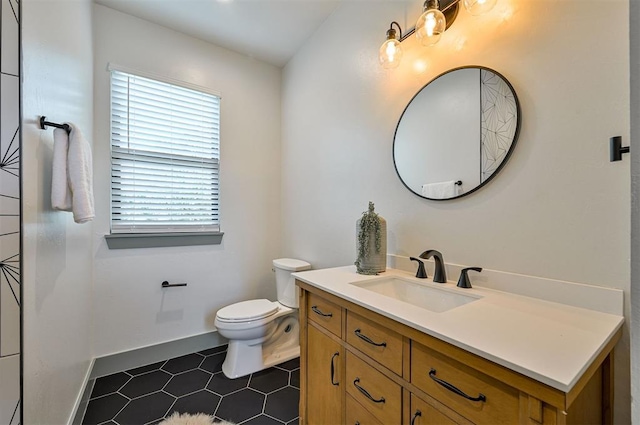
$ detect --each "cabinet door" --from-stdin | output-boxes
[410,393,459,425]
[307,325,343,425]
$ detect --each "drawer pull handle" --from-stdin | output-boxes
[353,378,385,404]
[330,352,339,386]
[428,369,487,403]
[311,305,333,317]
[411,410,422,425]
[354,329,387,347]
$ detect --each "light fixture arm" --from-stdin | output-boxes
[391,21,414,43]
[389,21,403,39]
[440,0,461,13]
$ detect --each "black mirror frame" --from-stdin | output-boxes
[392,65,522,201]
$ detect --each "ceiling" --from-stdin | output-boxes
[94,0,342,67]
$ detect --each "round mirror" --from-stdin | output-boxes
[393,66,521,200]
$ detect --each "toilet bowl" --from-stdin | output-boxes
[214,258,311,378]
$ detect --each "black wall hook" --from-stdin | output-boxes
[610,136,629,162]
[40,116,71,134]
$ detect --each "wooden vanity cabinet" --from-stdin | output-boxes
[297,280,620,425]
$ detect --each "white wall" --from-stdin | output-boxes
[21,0,94,423]
[630,0,639,421]
[282,0,631,422]
[92,5,282,357]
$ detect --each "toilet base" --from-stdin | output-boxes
[264,344,300,369]
[221,315,300,379]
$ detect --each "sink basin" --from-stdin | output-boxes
[351,277,480,313]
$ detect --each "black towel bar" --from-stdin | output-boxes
[40,116,71,134]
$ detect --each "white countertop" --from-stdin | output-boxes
[293,266,624,393]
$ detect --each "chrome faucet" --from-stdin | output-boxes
[419,250,447,283]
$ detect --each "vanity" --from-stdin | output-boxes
[295,267,623,425]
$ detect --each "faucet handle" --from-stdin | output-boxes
[457,267,482,289]
[409,257,428,279]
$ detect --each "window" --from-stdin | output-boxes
[109,68,221,239]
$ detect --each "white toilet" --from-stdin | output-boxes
[214,258,311,379]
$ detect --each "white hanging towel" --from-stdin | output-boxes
[51,128,72,211]
[421,181,459,198]
[67,124,95,223]
[50,124,95,223]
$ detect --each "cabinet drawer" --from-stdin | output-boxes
[346,351,401,425]
[346,394,383,425]
[308,293,342,337]
[409,393,460,425]
[411,342,519,425]
[346,312,403,376]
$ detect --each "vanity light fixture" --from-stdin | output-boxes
[379,0,497,69]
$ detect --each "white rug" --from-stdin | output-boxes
[159,412,235,425]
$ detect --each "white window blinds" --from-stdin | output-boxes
[110,70,220,234]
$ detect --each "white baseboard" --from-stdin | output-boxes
[68,358,95,425]
[91,331,227,379]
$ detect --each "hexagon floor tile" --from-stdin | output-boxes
[119,370,172,399]
[215,388,265,423]
[114,391,176,425]
[249,368,289,394]
[82,346,300,424]
[264,387,299,423]
[165,369,213,397]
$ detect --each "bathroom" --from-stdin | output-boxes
[0,0,638,424]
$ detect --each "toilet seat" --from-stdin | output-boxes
[216,299,278,323]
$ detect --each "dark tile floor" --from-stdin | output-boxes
[82,346,300,425]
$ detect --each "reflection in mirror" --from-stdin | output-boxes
[393,67,520,200]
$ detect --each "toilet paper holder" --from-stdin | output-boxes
[162,281,188,288]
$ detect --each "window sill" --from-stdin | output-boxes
[105,232,224,249]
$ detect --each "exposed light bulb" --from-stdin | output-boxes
[379,38,403,69]
[415,0,446,46]
[463,0,498,16]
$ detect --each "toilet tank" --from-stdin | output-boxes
[273,258,311,308]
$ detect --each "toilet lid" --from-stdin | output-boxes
[273,258,311,271]
[216,299,279,322]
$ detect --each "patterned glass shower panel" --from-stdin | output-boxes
[480,69,518,182]
[0,0,21,423]
[0,355,20,424]
[1,0,18,77]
